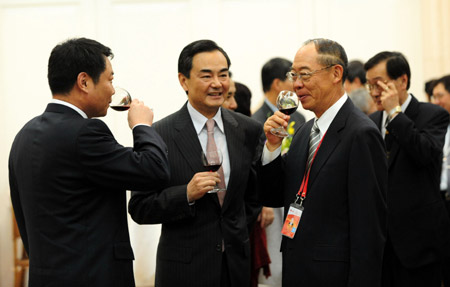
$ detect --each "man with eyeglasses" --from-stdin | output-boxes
[259,38,388,286]
[365,51,450,286]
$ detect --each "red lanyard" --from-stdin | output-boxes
[295,131,327,205]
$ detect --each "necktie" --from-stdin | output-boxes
[385,117,393,153]
[206,119,226,206]
[307,120,320,170]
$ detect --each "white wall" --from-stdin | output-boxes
[1,0,449,286]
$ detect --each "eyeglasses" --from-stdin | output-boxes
[286,65,334,82]
[365,80,388,92]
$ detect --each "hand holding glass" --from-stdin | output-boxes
[270,90,299,137]
[110,87,132,111]
[201,150,223,193]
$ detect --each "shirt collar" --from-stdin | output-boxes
[264,98,278,113]
[315,93,348,134]
[50,99,88,119]
[187,101,224,135]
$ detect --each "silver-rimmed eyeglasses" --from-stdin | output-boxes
[286,65,334,82]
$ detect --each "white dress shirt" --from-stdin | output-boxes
[262,94,349,165]
[51,99,88,118]
[187,102,230,187]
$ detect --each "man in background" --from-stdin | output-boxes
[129,39,262,287]
[345,60,376,115]
[365,51,450,286]
[430,74,450,286]
[9,37,170,286]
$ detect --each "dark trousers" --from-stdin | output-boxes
[382,237,441,287]
[220,252,231,287]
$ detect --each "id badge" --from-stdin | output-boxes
[281,203,304,239]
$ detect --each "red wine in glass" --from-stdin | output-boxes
[270,90,299,137]
[110,87,131,111]
[201,150,223,193]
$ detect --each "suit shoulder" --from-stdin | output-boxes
[232,111,263,130]
[252,106,270,123]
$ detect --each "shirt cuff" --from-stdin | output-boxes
[132,123,152,130]
[262,144,282,165]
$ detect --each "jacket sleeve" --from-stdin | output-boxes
[76,120,170,191]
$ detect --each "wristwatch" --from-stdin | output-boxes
[388,105,402,120]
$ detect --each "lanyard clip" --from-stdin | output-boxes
[294,195,305,207]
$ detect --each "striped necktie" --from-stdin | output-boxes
[307,120,320,170]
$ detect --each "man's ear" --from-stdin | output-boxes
[178,72,189,95]
[271,78,282,92]
[77,72,90,93]
[399,74,408,90]
[332,65,344,84]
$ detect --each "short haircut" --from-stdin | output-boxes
[178,39,231,78]
[303,38,348,83]
[234,82,252,116]
[347,60,366,84]
[261,57,292,93]
[48,37,113,95]
[364,51,411,90]
[433,75,450,94]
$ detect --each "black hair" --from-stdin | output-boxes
[261,57,292,93]
[364,51,411,90]
[178,39,231,78]
[234,82,252,117]
[47,37,113,95]
[347,60,366,84]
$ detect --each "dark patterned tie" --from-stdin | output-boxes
[385,117,393,155]
[307,120,320,170]
[206,119,226,206]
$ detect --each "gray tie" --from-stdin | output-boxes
[206,119,226,206]
[307,120,320,170]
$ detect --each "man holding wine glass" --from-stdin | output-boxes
[258,38,388,286]
[129,39,263,287]
[9,37,170,286]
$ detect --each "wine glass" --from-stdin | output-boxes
[270,90,299,137]
[201,150,223,193]
[110,87,132,111]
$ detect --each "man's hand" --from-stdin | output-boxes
[128,99,154,129]
[257,207,275,228]
[377,80,400,112]
[264,111,290,151]
[187,172,220,202]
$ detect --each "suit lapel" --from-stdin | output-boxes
[173,104,205,174]
[221,108,243,211]
[307,99,352,187]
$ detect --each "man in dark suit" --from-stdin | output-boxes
[128,40,262,287]
[431,75,450,286]
[8,38,170,287]
[365,52,450,286]
[259,38,388,286]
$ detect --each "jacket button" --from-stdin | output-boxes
[216,244,222,252]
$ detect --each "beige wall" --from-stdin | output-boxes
[1,0,449,285]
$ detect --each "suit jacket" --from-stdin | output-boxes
[9,104,170,287]
[252,101,306,137]
[369,95,450,268]
[259,98,388,287]
[128,103,263,287]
